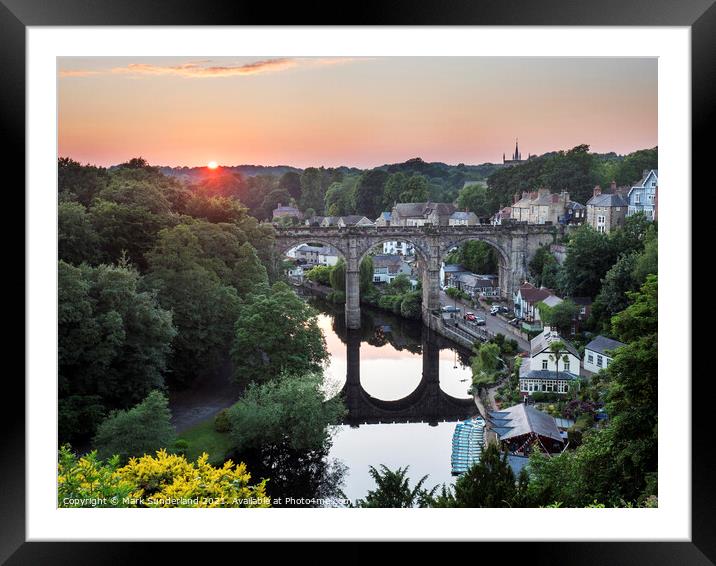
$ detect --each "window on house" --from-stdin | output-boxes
[588,353,594,364]
[635,194,641,204]
[564,360,570,371]
[542,359,548,370]
[597,355,603,367]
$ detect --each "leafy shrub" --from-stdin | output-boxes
[214,409,231,433]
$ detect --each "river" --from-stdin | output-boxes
[303,294,477,503]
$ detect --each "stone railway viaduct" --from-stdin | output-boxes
[275,223,558,329]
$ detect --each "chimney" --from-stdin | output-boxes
[610,180,617,192]
[522,191,529,200]
[513,193,520,204]
[277,202,282,208]
[593,185,602,197]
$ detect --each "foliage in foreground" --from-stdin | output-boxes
[93,391,175,464]
[355,465,436,508]
[58,445,269,508]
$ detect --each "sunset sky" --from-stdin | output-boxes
[58,56,657,169]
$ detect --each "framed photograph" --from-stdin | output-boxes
[9,0,709,560]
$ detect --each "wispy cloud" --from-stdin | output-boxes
[59,57,367,79]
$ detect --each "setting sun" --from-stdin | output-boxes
[207,161,218,169]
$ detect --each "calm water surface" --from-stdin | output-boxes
[305,296,477,503]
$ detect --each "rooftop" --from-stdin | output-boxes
[586,193,629,207]
[530,327,581,359]
[585,335,625,356]
[489,404,563,443]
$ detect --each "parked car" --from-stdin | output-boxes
[474,317,486,326]
[464,312,476,321]
[490,306,499,316]
[508,318,520,327]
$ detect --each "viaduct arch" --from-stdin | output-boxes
[275,223,557,329]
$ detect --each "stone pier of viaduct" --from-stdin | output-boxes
[275,223,558,329]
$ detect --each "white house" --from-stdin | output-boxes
[583,335,625,373]
[519,327,581,397]
[382,241,415,256]
[372,254,412,284]
[448,211,479,226]
[627,169,658,220]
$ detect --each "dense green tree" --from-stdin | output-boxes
[590,253,639,333]
[359,255,374,293]
[324,178,358,217]
[329,259,346,292]
[260,188,293,220]
[399,174,430,203]
[355,465,436,508]
[612,147,658,186]
[59,201,102,265]
[144,225,242,387]
[89,199,169,270]
[528,245,557,287]
[449,240,498,275]
[58,261,176,443]
[278,171,302,200]
[471,342,503,386]
[231,282,328,385]
[58,157,109,206]
[537,300,577,335]
[299,168,325,214]
[354,169,389,219]
[631,226,658,283]
[446,443,523,508]
[93,391,175,464]
[306,264,332,286]
[184,194,250,224]
[227,372,345,452]
[400,290,423,320]
[381,172,408,210]
[456,182,491,218]
[561,225,615,298]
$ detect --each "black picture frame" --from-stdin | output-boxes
[6,0,709,561]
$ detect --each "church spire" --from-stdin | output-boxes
[514,138,520,161]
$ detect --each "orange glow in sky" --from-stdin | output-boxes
[57,56,657,168]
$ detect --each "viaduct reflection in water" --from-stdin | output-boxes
[307,296,478,427]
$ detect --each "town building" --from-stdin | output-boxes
[390,202,457,226]
[375,211,392,226]
[489,403,565,455]
[372,254,413,284]
[502,139,531,167]
[518,326,581,397]
[291,244,340,267]
[337,215,374,227]
[320,216,340,227]
[559,201,586,226]
[490,206,512,226]
[586,184,629,234]
[510,188,572,225]
[441,263,469,288]
[304,215,325,227]
[382,241,415,256]
[448,211,480,226]
[513,282,555,322]
[627,169,658,220]
[534,294,563,323]
[583,335,625,374]
[454,273,499,297]
[272,203,302,222]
